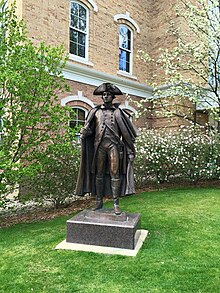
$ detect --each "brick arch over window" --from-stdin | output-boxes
[86,0,98,11]
[79,0,98,12]
[114,12,140,34]
[61,91,95,110]
[61,91,95,130]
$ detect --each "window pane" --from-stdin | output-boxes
[78,44,85,58]
[119,60,126,71]
[70,18,73,27]
[70,28,78,42]
[69,120,77,128]
[78,109,85,120]
[119,49,130,72]
[119,51,126,71]
[71,2,79,16]
[69,108,86,129]
[70,110,76,119]
[127,29,131,50]
[78,32,85,46]
[119,26,131,50]
[119,49,125,59]
[78,120,85,126]
[70,41,77,55]
[79,5,86,19]
[126,61,130,72]
[126,50,130,63]
[79,18,86,32]
[70,16,79,29]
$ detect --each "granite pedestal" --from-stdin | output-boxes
[66,208,141,250]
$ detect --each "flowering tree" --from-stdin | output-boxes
[0,1,70,201]
[139,0,220,131]
[134,125,220,187]
[135,129,180,184]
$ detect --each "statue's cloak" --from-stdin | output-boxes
[75,105,137,197]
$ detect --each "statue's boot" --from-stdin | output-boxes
[111,178,122,215]
[93,177,104,211]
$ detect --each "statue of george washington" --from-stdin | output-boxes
[75,83,137,215]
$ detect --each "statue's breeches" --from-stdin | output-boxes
[96,138,120,179]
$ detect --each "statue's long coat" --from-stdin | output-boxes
[75,104,137,197]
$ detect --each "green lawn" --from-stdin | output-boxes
[0,187,220,293]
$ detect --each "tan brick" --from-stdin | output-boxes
[14,0,204,130]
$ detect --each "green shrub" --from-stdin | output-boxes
[19,133,80,209]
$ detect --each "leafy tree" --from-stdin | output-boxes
[0,1,70,202]
[138,0,220,130]
[19,131,80,209]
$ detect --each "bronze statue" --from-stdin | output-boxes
[75,83,137,215]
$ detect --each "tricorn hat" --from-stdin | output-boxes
[93,83,123,96]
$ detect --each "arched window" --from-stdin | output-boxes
[69,107,87,129]
[119,25,133,74]
[69,1,89,59]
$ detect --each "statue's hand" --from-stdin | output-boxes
[128,153,134,162]
[80,127,92,139]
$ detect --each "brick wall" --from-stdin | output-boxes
[59,80,151,128]
[17,0,206,130]
[21,0,152,84]
[147,0,179,83]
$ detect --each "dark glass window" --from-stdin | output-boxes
[119,25,132,73]
[70,1,87,58]
[69,108,86,129]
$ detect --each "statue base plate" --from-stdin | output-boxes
[65,208,141,250]
[55,230,148,257]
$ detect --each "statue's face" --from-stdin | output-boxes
[102,91,113,103]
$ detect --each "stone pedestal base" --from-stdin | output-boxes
[55,230,148,257]
[66,208,141,250]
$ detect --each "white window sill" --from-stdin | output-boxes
[69,54,94,67]
[117,70,137,80]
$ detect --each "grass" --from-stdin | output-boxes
[0,187,220,293]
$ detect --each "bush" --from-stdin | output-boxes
[134,125,220,187]
[18,125,220,208]
[176,127,220,182]
[135,128,179,186]
[19,133,80,209]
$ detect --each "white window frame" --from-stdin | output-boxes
[118,24,133,75]
[69,0,89,62]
